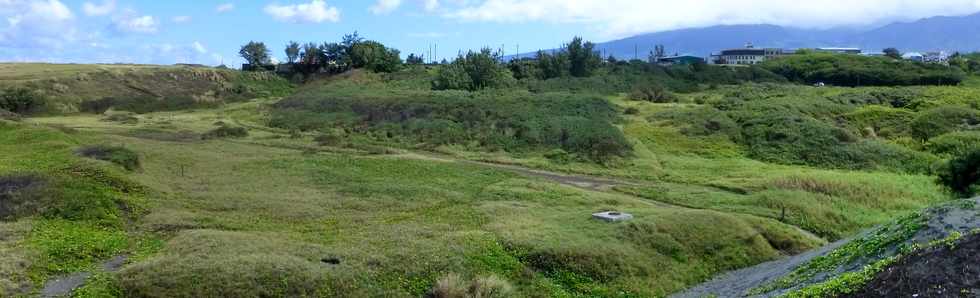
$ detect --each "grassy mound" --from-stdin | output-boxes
[0,121,146,295]
[118,230,346,298]
[270,75,631,162]
[76,145,142,171]
[0,63,293,114]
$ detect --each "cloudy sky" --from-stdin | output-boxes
[2,0,980,65]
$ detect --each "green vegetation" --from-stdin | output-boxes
[937,150,980,196]
[270,72,630,162]
[763,53,966,86]
[0,63,293,114]
[76,145,142,171]
[433,49,514,91]
[201,124,249,140]
[0,46,974,297]
[751,213,926,294]
[0,88,44,114]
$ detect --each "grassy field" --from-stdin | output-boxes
[0,63,965,297]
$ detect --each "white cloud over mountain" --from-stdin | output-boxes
[432,0,980,37]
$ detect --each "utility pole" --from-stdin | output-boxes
[634,44,638,60]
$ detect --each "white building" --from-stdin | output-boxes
[712,44,785,65]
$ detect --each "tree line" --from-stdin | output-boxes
[434,37,603,91]
[240,32,403,74]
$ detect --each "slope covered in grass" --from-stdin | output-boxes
[15,102,829,297]
[0,63,293,114]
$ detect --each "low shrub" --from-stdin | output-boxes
[937,150,980,197]
[82,96,218,114]
[102,113,139,124]
[0,174,49,220]
[926,131,980,157]
[0,109,20,121]
[0,88,43,114]
[909,106,980,140]
[629,83,677,103]
[202,125,248,140]
[271,90,631,162]
[76,145,141,171]
[843,105,914,138]
[430,274,514,298]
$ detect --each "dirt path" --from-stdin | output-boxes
[40,255,127,298]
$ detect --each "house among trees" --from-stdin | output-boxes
[923,51,950,64]
[902,52,925,62]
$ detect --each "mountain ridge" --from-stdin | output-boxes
[515,12,980,59]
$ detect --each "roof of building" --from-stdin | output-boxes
[660,55,704,60]
[816,47,861,51]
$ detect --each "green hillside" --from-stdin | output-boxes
[2,52,979,297]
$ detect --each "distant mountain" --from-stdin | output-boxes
[515,12,980,60]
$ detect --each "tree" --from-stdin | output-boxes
[239,41,271,67]
[406,53,425,65]
[937,150,980,197]
[883,48,902,59]
[349,41,402,73]
[285,41,300,64]
[536,50,569,79]
[433,48,514,91]
[566,37,601,77]
[300,42,322,65]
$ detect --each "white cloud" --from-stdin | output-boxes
[82,0,115,16]
[172,15,191,23]
[442,0,980,38]
[422,0,439,11]
[192,41,207,54]
[264,0,340,23]
[0,0,77,48]
[112,12,159,34]
[216,3,234,13]
[370,0,401,14]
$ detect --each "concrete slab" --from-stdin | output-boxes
[592,211,633,222]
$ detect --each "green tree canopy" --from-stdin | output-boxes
[239,41,271,67]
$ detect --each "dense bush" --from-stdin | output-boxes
[926,131,980,156]
[433,49,514,91]
[0,88,43,114]
[202,125,249,140]
[937,150,980,196]
[0,174,48,220]
[348,40,402,73]
[76,145,142,171]
[909,106,980,140]
[270,89,631,162]
[81,96,218,114]
[629,83,677,103]
[741,114,855,167]
[653,106,740,140]
[762,53,965,86]
[843,105,914,138]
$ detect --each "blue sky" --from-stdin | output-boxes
[3,0,980,66]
